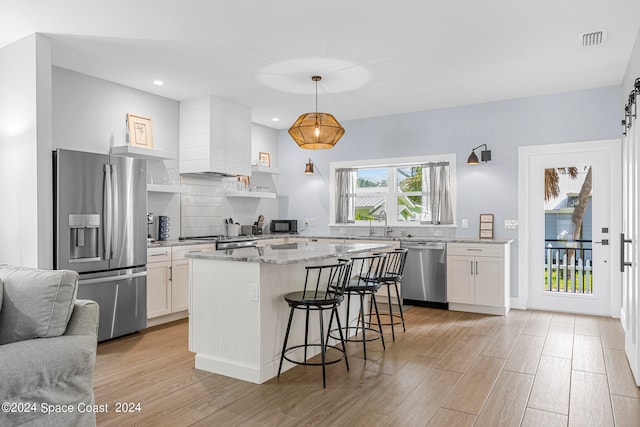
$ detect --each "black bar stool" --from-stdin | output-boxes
[277,259,352,388]
[330,253,386,360]
[368,248,409,341]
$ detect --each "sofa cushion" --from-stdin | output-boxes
[0,266,78,345]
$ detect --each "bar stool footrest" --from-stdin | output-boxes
[366,312,404,327]
[329,326,384,343]
[282,344,347,366]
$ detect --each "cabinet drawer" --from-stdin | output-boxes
[147,247,171,263]
[172,244,215,260]
[447,243,504,257]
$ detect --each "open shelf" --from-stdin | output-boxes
[111,145,177,160]
[225,191,276,199]
[148,184,188,193]
[251,165,283,175]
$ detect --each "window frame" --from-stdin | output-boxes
[330,154,457,227]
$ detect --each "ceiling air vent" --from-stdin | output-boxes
[581,30,607,48]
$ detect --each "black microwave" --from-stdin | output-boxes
[270,219,297,234]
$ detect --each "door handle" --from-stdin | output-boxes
[594,239,609,245]
[621,233,632,272]
[103,164,112,260]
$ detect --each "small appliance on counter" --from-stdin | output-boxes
[147,212,154,241]
[240,225,253,236]
[270,219,297,234]
[158,215,170,241]
[253,214,264,235]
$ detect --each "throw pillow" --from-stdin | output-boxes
[0,266,78,345]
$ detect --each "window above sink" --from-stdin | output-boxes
[330,154,456,227]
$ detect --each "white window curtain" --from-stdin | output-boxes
[422,162,453,224]
[335,168,357,223]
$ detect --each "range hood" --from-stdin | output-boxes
[179,95,251,176]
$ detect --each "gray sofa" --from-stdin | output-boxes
[0,265,99,427]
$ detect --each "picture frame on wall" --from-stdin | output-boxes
[127,113,154,149]
[479,213,494,239]
[258,152,271,167]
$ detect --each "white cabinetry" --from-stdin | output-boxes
[147,244,214,326]
[146,248,172,319]
[447,242,511,315]
[179,95,251,176]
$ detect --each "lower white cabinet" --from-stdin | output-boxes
[446,242,511,315]
[147,244,214,326]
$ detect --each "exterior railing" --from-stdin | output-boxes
[544,239,593,294]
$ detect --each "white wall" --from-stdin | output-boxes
[0,34,51,268]
[52,66,181,240]
[251,123,279,167]
[276,86,622,298]
[623,27,640,108]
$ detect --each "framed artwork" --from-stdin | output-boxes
[127,113,154,149]
[479,214,494,239]
[259,152,271,167]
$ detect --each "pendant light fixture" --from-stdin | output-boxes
[304,158,315,174]
[288,76,345,149]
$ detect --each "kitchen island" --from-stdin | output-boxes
[186,241,389,384]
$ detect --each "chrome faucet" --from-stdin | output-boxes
[378,210,390,237]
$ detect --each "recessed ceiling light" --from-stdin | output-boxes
[153,80,164,86]
[272,117,280,122]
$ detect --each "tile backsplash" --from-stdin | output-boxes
[180,174,225,237]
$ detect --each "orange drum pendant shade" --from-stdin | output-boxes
[288,76,345,149]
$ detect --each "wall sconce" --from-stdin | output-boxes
[467,144,492,164]
[304,158,315,174]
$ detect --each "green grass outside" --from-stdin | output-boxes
[544,269,593,293]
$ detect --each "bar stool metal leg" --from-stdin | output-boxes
[332,307,349,370]
[318,308,326,388]
[278,306,295,378]
[393,281,406,332]
[371,293,386,350]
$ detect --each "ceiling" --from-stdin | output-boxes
[1,1,639,130]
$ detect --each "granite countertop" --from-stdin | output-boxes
[186,241,390,264]
[307,235,514,244]
[149,234,513,248]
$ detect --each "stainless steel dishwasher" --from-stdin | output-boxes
[400,241,447,308]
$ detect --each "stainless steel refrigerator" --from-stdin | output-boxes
[54,148,147,341]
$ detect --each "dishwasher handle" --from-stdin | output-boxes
[401,242,446,250]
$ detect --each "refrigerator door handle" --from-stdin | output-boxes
[111,163,119,259]
[104,164,112,260]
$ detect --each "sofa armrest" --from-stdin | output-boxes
[64,299,99,338]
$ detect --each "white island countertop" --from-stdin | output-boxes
[186,241,390,264]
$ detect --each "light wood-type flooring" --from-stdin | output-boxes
[94,307,640,426]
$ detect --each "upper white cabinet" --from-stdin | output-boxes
[179,95,251,176]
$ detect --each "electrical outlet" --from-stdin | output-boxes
[305,218,315,227]
[504,219,519,230]
[249,284,259,302]
[461,218,469,229]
